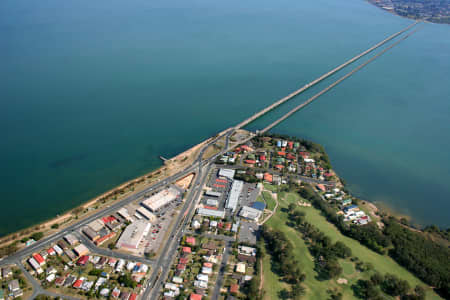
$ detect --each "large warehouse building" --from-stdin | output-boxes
[142,186,181,212]
[116,220,151,250]
[218,168,235,179]
[226,180,243,212]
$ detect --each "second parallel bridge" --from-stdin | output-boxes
[234,21,418,130]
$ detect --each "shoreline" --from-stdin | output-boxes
[0,129,229,249]
[0,129,443,253]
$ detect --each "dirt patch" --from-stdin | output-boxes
[175,173,195,190]
[337,278,348,284]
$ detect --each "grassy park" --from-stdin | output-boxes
[261,188,441,300]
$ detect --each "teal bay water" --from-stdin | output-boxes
[1,0,449,235]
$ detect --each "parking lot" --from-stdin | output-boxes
[143,214,174,255]
[238,221,259,245]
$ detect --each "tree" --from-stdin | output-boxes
[118,274,137,288]
[370,272,383,285]
[31,232,44,241]
[381,274,410,297]
[332,241,352,258]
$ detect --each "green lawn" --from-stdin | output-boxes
[262,191,442,300]
[262,183,278,192]
[261,191,276,211]
[261,245,289,300]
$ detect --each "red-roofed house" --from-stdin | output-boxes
[203,262,213,268]
[286,153,296,160]
[47,248,56,256]
[102,216,116,224]
[182,247,192,254]
[111,288,121,298]
[277,151,286,156]
[129,293,137,300]
[33,253,45,265]
[95,232,116,246]
[241,145,253,152]
[77,255,89,266]
[230,284,239,293]
[179,257,189,264]
[190,294,202,300]
[287,141,293,149]
[264,173,273,183]
[177,264,186,271]
[224,223,232,231]
[244,159,256,164]
[259,155,266,161]
[73,279,83,289]
[316,184,326,192]
[275,164,284,170]
[300,152,309,158]
[186,237,195,246]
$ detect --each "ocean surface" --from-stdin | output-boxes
[1,0,449,236]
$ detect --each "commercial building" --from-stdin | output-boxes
[226,180,243,212]
[64,234,78,246]
[83,226,100,242]
[197,208,225,218]
[88,219,104,232]
[28,258,43,274]
[136,207,157,222]
[206,199,218,207]
[116,220,151,250]
[239,206,262,221]
[141,186,180,212]
[117,208,132,222]
[73,244,89,257]
[204,190,221,198]
[218,168,235,179]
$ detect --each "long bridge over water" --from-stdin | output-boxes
[234,21,419,132]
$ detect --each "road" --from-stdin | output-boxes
[211,240,233,300]
[0,127,237,300]
[222,164,335,186]
[141,129,239,299]
[17,260,80,300]
[75,232,155,265]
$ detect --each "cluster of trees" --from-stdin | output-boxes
[242,242,263,300]
[298,185,389,254]
[0,241,18,257]
[261,225,306,299]
[298,184,450,297]
[353,272,425,300]
[117,273,137,288]
[20,231,45,244]
[234,170,259,183]
[384,219,450,297]
[290,212,351,280]
[423,224,450,242]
